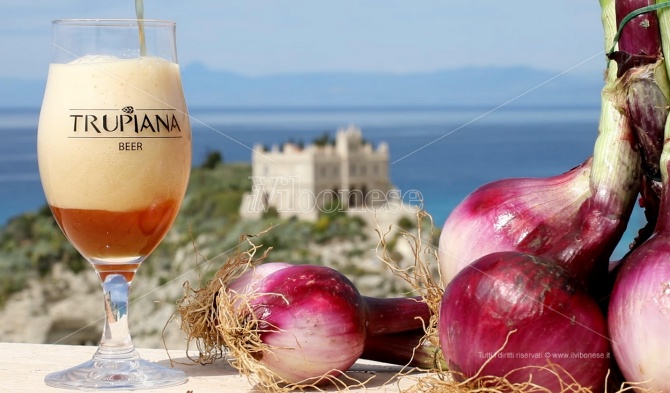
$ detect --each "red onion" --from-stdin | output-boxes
[439,252,611,391]
[226,263,367,384]
[438,160,591,284]
[439,86,640,296]
[608,229,670,390]
[439,1,647,300]
[438,76,640,295]
[181,261,432,386]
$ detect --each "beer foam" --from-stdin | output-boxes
[70,54,119,64]
[38,56,192,211]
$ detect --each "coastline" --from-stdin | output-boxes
[0,105,602,228]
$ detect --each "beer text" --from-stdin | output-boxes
[119,142,143,151]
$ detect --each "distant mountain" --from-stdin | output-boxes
[0,63,604,108]
[180,63,603,108]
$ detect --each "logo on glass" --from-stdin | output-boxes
[69,106,183,135]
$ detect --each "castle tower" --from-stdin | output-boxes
[240,125,392,221]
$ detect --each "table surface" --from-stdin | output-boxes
[0,342,423,392]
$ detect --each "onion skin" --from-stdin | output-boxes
[625,72,667,181]
[439,252,611,391]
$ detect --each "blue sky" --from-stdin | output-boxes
[1,1,606,80]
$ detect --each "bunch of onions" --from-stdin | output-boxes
[177,247,433,391]
[432,1,670,391]
[607,1,670,390]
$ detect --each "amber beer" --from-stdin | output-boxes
[49,201,179,281]
[38,55,191,279]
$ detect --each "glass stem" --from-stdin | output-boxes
[93,274,139,361]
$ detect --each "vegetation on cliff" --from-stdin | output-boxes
[0,152,383,307]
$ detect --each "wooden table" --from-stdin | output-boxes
[0,342,421,392]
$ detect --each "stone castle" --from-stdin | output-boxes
[240,125,395,221]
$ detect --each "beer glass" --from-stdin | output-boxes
[37,19,191,390]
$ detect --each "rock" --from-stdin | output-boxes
[0,256,194,350]
[0,208,436,352]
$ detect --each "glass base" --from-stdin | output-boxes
[44,357,187,391]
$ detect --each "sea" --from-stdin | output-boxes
[0,105,643,260]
